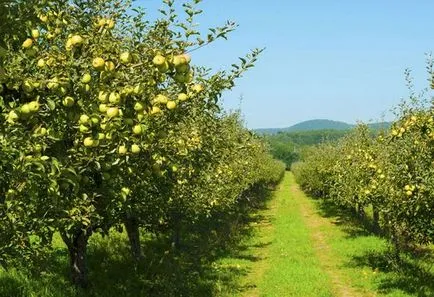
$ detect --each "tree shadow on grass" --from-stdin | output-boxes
[0,188,274,297]
[349,249,434,297]
[313,198,373,239]
[309,197,434,297]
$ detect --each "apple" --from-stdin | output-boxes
[152,55,166,66]
[132,124,143,135]
[83,137,94,147]
[37,59,45,68]
[182,53,191,63]
[157,61,169,73]
[175,63,190,73]
[6,110,19,123]
[99,104,108,113]
[79,114,90,124]
[97,18,106,27]
[39,14,48,23]
[22,81,35,93]
[91,117,99,125]
[172,55,187,67]
[98,133,105,140]
[31,29,40,39]
[166,101,176,110]
[120,52,132,64]
[79,124,89,133]
[151,106,161,115]
[93,57,106,71]
[133,84,144,95]
[28,101,40,112]
[81,73,91,84]
[63,96,75,107]
[124,118,134,126]
[131,144,141,154]
[22,38,33,49]
[106,107,119,118]
[109,92,121,104]
[118,145,128,155]
[98,91,109,103]
[173,73,187,83]
[71,35,83,46]
[178,93,188,101]
[192,84,204,93]
[134,102,145,111]
[105,61,115,72]
[155,94,168,104]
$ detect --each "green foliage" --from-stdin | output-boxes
[292,82,434,250]
[0,0,284,288]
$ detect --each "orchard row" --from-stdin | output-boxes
[0,0,285,287]
[292,91,434,251]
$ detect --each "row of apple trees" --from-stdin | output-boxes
[0,0,285,287]
[292,73,434,253]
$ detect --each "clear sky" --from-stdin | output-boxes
[136,0,434,129]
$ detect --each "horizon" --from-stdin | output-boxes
[136,1,434,129]
[254,118,391,130]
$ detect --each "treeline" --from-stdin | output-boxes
[264,129,352,168]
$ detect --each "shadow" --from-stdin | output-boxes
[349,249,434,297]
[0,186,275,297]
[314,199,378,239]
[0,275,27,297]
[309,196,434,297]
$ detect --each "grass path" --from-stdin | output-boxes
[226,172,433,297]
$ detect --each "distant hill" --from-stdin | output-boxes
[255,119,391,134]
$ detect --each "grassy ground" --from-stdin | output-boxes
[1,172,433,297]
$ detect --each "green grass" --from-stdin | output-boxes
[312,197,434,297]
[1,173,432,297]
[254,174,334,297]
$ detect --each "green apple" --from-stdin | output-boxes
[79,114,90,124]
[166,101,176,110]
[71,35,83,46]
[120,52,132,64]
[98,91,109,103]
[28,101,40,112]
[81,73,91,84]
[132,124,143,135]
[152,54,166,66]
[37,58,46,68]
[118,145,127,155]
[106,107,119,118]
[22,38,33,49]
[109,92,121,104]
[62,96,75,107]
[99,104,108,113]
[93,57,105,71]
[79,124,89,133]
[178,93,188,101]
[83,137,94,147]
[31,29,40,39]
[134,102,145,111]
[131,144,141,154]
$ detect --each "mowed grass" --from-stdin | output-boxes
[1,173,432,297]
[310,197,434,297]
[253,173,334,297]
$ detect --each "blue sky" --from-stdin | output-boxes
[136,0,434,129]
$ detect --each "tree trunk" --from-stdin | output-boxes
[171,212,182,250]
[61,229,91,288]
[372,205,380,232]
[124,216,143,262]
[357,204,365,219]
